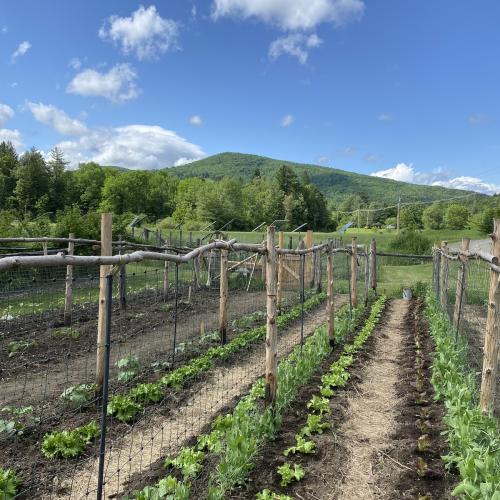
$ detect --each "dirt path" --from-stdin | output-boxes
[48,298,345,499]
[337,299,408,500]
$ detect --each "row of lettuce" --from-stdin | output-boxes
[125,297,387,499]
[425,291,499,499]
[0,292,329,497]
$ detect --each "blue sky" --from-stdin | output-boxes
[1,0,499,194]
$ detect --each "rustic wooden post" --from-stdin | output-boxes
[163,241,170,301]
[96,213,112,393]
[369,238,377,293]
[305,230,313,286]
[326,241,335,345]
[433,245,441,296]
[277,231,284,310]
[265,225,278,409]
[193,254,201,290]
[480,219,500,414]
[364,248,369,306]
[118,236,126,310]
[453,238,470,330]
[43,241,48,256]
[439,241,449,309]
[63,233,75,326]
[351,237,358,307]
[219,247,228,344]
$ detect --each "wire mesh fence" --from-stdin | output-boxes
[0,231,361,499]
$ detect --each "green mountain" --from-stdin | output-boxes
[169,152,477,204]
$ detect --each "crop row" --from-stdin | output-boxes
[425,291,500,500]
[125,298,382,499]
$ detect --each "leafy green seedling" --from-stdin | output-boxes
[116,355,140,382]
[41,421,99,458]
[60,384,96,406]
[0,468,20,500]
[7,340,30,358]
[129,383,164,404]
[255,489,293,500]
[284,435,316,456]
[306,395,330,415]
[164,446,204,479]
[277,462,305,487]
[1,406,39,438]
[300,414,330,437]
[107,395,142,422]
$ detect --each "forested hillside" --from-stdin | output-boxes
[170,152,473,204]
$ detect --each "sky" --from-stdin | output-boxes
[1,0,500,194]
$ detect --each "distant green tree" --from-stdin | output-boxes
[400,204,424,229]
[276,165,300,195]
[242,177,284,227]
[100,171,152,214]
[444,204,469,229]
[283,192,308,228]
[14,148,50,214]
[0,141,18,208]
[47,147,70,213]
[73,162,107,211]
[469,208,500,233]
[172,177,206,223]
[147,171,178,218]
[422,203,444,230]
[302,183,329,230]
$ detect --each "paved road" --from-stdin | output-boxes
[449,239,491,253]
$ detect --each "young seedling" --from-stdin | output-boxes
[299,414,330,437]
[0,406,39,438]
[0,468,20,499]
[7,340,31,358]
[164,446,204,479]
[255,489,293,499]
[107,395,142,422]
[60,384,96,406]
[116,355,140,382]
[306,395,330,415]
[277,462,305,487]
[284,434,316,456]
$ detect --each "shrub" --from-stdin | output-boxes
[388,230,432,255]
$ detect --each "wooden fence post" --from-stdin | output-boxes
[326,241,335,345]
[369,238,377,293]
[453,238,470,330]
[364,249,369,306]
[63,233,75,326]
[480,219,500,414]
[351,237,358,307]
[305,230,313,286]
[439,241,449,309]
[96,213,112,393]
[277,231,284,310]
[118,236,126,310]
[219,248,228,344]
[265,225,278,409]
[163,241,170,301]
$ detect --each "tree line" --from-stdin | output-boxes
[0,142,330,238]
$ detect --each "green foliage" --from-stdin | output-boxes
[283,435,316,456]
[388,230,432,255]
[107,395,142,422]
[129,383,164,404]
[425,292,500,499]
[164,447,204,479]
[255,490,293,500]
[7,340,30,358]
[116,355,140,382]
[306,396,330,415]
[469,207,500,233]
[444,204,469,230]
[41,421,99,459]
[276,462,305,487]
[299,413,330,437]
[60,384,96,406]
[127,475,190,500]
[0,406,39,438]
[422,203,444,230]
[0,468,20,500]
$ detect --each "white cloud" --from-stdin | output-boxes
[378,113,393,122]
[11,40,31,61]
[281,114,294,127]
[317,155,329,165]
[0,129,24,150]
[68,57,82,70]
[99,5,179,61]
[189,115,203,126]
[9,82,18,88]
[0,104,14,127]
[67,63,140,102]
[27,102,88,136]
[56,124,204,169]
[468,113,488,125]
[1,26,7,34]
[269,33,322,64]
[212,0,364,30]
[371,163,500,195]
[363,154,378,163]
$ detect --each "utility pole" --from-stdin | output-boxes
[396,195,401,233]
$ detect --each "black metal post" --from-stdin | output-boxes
[300,253,305,350]
[171,263,179,367]
[97,274,113,500]
[347,253,352,319]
